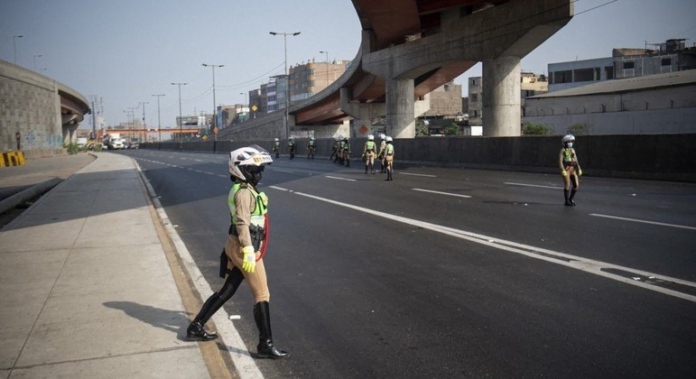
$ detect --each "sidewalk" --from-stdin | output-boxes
[0,152,213,378]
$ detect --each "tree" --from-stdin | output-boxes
[567,123,591,136]
[416,120,429,136]
[444,122,462,136]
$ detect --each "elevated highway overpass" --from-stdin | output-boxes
[0,60,91,157]
[221,0,573,141]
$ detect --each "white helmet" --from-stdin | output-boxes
[379,133,386,140]
[274,138,279,142]
[368,134,374,140]
[562,134,575,147]
[386,136,393,142]
[228,144,273,185]
[337,134,344,141]
[310,137,315,140]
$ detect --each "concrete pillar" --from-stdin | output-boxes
[386,78,415,138]
[483,56,521,137]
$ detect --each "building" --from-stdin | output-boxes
[468,77,483,126]
[524,69,696,135]
[422,81,463,119]
[289,59,350,102]
[548,39,696,92]
[261,75,287,113]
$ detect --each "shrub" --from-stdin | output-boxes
[444,122,462,136]
[65,143,80,155]
[522,122,551,135]
[567,123,591,136]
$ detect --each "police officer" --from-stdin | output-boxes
[330,136,339,162]
[377,134,387,173]
[307,137,316,159]
[187,145,289,360]
[341,136,351,167]
[363,134,377,174]
[559,134,583,206]
[384,136,394,181]
[288,137,296,159]
[272,138,280,158]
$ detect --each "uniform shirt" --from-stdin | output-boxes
[230,185,257,248]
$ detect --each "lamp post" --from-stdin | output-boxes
[270,31,300,140]
[171,82,187,144]
[319,50,330,87]
[13,35,23,65]
[33,54,42,72]
[202,63,223,140]
[152,94,165,143]
[138,101,149,129]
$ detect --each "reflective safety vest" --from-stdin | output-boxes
[309,140,315,146]
[228,182,268,228]
[380,140,386,151]
[365,140,375,151]
[386,144,394,155]
[562,148,574,163]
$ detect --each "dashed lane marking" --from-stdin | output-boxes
[590,213,696,231]
[413,188,472,198]
[505,182,560,190]
[325,176,356,182]
[400,172,437,178]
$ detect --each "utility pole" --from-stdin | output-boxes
[171,82,187,145]
[152,94,165,143]
[270,31,301,140]
[13,35,23,65]
[202,63,224,143]
[319,50,329,88]
[138,102,149,131]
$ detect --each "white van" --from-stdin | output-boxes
[76,137,88,148]
[110,138,126,150]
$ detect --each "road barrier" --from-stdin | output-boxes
[0,151,26,167]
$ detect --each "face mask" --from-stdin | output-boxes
[567,142,573,148]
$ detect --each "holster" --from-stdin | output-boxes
[229,223,265,251]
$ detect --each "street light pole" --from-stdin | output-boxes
[138,101,149,129]
[152,94,165,143]
[13,35,23,65]
[171,82,187,144]
[202,63,224,140]
[319,50,329,87]
[270,31,300,140]
[33,54,42,72]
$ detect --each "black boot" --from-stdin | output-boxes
[254,301,289,359]
[187,293,224,341]
[365,166,368,174]
[569,189,577,206]
[564,189,571,206]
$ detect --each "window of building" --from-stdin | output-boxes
[471,94,478,102]
[661,58,671,66]
[472,110,478,118]
[623,61,635,69]
[574,68,594,82]
[471,79,477,87]
[553,70,572,84]
[605,66,614,80]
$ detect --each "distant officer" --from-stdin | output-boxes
[288,137,296,159]
[384,136,394,181]
[330,136,340,162]
[341,136,351,167]
[363,134,377,174]
[187,145,289,359]
[559,134,583,206]
[307,137,316,159]
[272,138,280,158]
[377,134,387,173]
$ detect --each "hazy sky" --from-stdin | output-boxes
[1,0,694,129]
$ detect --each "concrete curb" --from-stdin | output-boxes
[0,177,62,215]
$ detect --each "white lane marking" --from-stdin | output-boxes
[267,167,296,174]
[269,186,289,192]
[325,176,356,182]
[134,160,264,379]
[505,182,560,190]
[590,213,696,231]
[293,191,696,303]
[194,159,203,162]
[413,188,472,199]
[218,174,227,178]
[400,172,437,178]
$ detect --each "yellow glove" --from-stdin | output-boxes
[242,245,256,273]
[578,169,583,176]
[561,170,567,177]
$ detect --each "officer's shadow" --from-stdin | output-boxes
[103,301,191,341]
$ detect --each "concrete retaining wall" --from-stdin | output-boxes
[143,134,696,183]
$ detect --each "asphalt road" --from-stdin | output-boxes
[122,149,696,378]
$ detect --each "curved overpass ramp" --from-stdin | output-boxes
[223,0,572,141]
[0,60,90,157]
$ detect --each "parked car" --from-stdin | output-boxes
[76,137,88,149]
[109,138,126,150]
